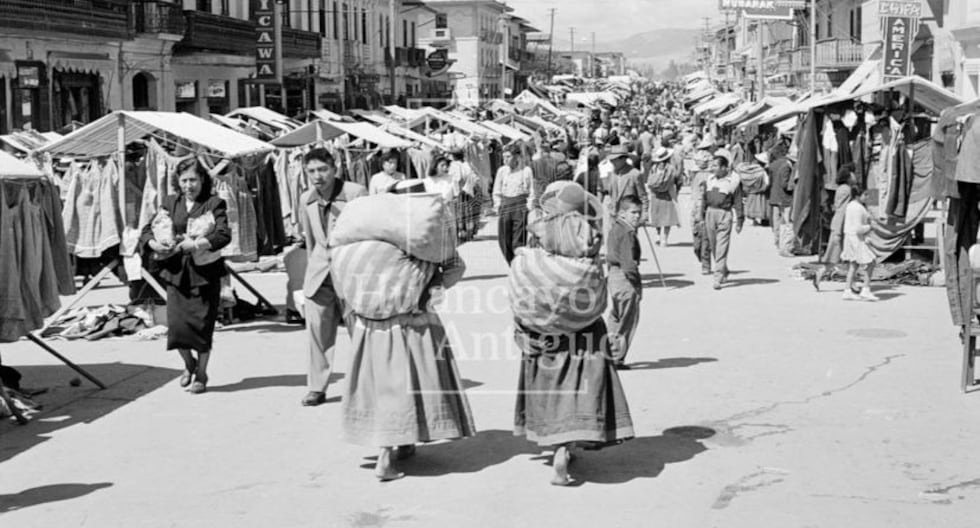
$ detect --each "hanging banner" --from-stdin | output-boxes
[882,16,915,80]
[253,0,278,82]
[718,0,793,20]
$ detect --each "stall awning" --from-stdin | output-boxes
[312,109,345,122]
[812,75,963,115]
[693,93,741,115]
[0,130,62,154]
[409,108,501,138]
[480,120,532,142]
[226,107,302,132]
[41,111,274,158]
[270,119,412,149]
[378,123,444,149]
[0,150,44,178]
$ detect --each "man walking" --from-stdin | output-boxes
[767,143,794,248]
[299,148,367,406]
[699,149,744,290]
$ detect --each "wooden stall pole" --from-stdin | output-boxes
[25,334,107,389]
[117,112,127,227]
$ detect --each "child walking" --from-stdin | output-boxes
[606,195,643,369]
[841,185,878,301]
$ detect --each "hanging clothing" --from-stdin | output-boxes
[62,159,123,258]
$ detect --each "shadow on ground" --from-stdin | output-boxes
[625,357,718,370]
[357,426,713,484]
[0,482,113,513]
[0,363,180,464]
[725,278,780,288]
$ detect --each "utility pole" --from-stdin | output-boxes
[809,0,816,94]
[591,31,596,78]
[389,0,397,105]
[499,14,507,100]
[546,8,555,80]
[757,20,765,100]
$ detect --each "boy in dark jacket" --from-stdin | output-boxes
[606,195,643,369]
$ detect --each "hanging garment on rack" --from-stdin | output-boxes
[346,150,372,188]
[408,147,433,181]
[0,180,70,342]
[214,170,258,261]
[63,159,123,258]
[248,157,286,255]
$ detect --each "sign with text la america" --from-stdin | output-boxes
[253,0,278,82]
[718,0,793,20]
[882,16,914,80]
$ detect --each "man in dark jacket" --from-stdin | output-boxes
[767,143,794,248]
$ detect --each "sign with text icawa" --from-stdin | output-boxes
[882,16,914,80]
[254,0,279,82]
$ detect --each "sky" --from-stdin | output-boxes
[500,0,719,42]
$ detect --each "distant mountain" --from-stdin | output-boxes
[554,28,701,71]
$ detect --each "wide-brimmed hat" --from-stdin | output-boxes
[697,135,715,150]
[754,152,770,165]
[604,145,630,162]
[713,148,733,166]
[539,181,602,218]
[651,146,673,163]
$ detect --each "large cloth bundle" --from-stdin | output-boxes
[331,240,436,320]
[329,193,457,263]
[528,211,602,258]
[508,247,607,334]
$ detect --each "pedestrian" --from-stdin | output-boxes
[141,158,231,394]
[699,149,744,290]
[493,145,536,264]
[606,195,643,369]
[813,164,856,290]
[690,147,714,275]
[299,148,367,407]
[512,187,634,486]
[645,146,682,246]
[368,150,406,195]
[840,184,879,301]
[339,180,476,481]
[605,145,644,217]
[768,143,794,249]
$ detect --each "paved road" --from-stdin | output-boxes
[0,193,973,527]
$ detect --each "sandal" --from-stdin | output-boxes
[188,376,207,394]
[179,359,197,388]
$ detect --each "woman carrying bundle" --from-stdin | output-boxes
[141,158,231,394]
[330,179,476,481]
[509,182,634,486]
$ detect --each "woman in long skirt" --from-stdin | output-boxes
[514,319,634,485]
[141,158,231,394]
[340,250,476,481]
[645,147,681,245]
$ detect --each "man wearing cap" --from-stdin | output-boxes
[768,143,794,248]
[697,149,744,290]
[605,145,645,218]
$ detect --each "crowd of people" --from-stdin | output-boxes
[140,79,883,486]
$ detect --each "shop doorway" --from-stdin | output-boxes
[52,69,102,131]
[132,72,157,110]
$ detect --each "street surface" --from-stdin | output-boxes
[0,192,974,527]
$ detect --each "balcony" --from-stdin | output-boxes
[131,1,184,36]
[791,47,811,72]
[179,10,320,58]
[815,38,864,70]
[385,48,427,68]
[0,0,132,39]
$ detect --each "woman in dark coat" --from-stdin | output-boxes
[141,158,231,394]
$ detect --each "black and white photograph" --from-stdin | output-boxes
[0,0,978,526]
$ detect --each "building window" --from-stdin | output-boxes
[826,12,832,39]
[333,1,339,38]
[855,6,862,41]
[319,0,326,36]
[281,0,290,27]
[403,20,408,48]
[196,0,211,12]
[219,0,228,15]
[362,12,367,44]
[380,14,385,46]
[411,22,416,47]
[343,3,349,40]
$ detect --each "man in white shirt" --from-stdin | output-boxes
[493,146,537,264]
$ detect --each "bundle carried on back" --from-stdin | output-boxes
[329,192,457,263]
[330,240,436,320]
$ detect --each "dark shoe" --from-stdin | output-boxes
[188,378,207,394]
[301,391,327,407]
[713,281,722,290]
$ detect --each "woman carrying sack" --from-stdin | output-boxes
[141,158,231,394]
[645,146,682,246]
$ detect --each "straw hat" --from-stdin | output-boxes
[604,145,630,162]
[754,152,770,165]
[651,146,673,163]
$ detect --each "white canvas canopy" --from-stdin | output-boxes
[270,119,412,149]
[480,120,532,142]
[226,107,302,133]
[41,111,274,158]
[0,150,44,178]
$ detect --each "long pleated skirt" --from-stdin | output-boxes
[166,282,220,353]
[514,318,634,447]
[341,311,477,447]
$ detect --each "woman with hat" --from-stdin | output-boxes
[645,146,682,246]
[512,182,634,486]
